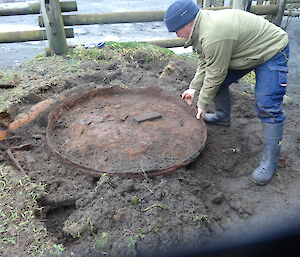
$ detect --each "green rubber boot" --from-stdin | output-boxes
[250,122,284,185]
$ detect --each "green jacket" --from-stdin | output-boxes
[185,9,288,110]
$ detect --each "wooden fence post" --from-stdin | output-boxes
[232,0,249,9]
[40,0,67,55]
[196,0,204,6]
[272,0,288,26]
[264,0,276,21]
[203,0,212,7]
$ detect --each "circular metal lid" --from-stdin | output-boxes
[46,86,207,177]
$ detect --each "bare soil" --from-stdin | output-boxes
[0,39,299,257]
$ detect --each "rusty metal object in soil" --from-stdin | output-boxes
[46,86,207,178]
[0,98,56,141]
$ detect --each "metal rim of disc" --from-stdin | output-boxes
[46,86,207,178]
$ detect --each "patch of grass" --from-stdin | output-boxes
[93,232,111,254]
[0,41,187,115]
[25,54,82,74]
[130,195,140,206]
[127,236,137,256]
[241,71,255,86]
[70,47,107,62]
[106,41,174,55]
[101,41,175,63]
[136,228,147,239]
[0,164,65,256]
[192,214,209,224]
[55,41,176,66]
[0,55,83,113]
[0,71,21,87]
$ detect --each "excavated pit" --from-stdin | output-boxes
[46,86,207,177]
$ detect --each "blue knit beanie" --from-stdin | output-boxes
[164,0,200,32]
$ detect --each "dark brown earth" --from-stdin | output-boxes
[0,26,299,256]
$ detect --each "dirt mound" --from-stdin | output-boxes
[0,44,299,257]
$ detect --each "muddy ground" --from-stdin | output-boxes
[0,35,299,257]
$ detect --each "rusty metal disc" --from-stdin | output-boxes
[46,86,207,178]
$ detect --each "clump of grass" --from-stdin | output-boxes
[93,232,111,254]
[241,71,255,86]
[25,54,82,74]
[0,164,64,256]
[106,41,174,55]
[136,228,147,239]
[0,71,21,88]
[70,41,176,64]
[192,214,209,224]
[130,195,140,206]
[127,236,137,256]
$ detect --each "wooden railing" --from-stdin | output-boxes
[0,0,298,54]
[0,1,77,44]
[0,0,77,15]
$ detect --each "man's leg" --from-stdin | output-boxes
[204,69,252,126]
[251,44,289,185]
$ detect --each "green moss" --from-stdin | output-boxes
[49,42,176,64]
[0,165,65,256]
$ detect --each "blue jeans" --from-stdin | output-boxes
[219,43,289,124]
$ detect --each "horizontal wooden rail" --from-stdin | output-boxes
[39,10,164,26]
[0,1,289,48]
[284,10,300,16]
[0,28,74,43]
[287,0,300,3]
[145,38,187,48]
[0,1,77,16]
[286,3,300,8]
[39,5,278,27]
[250,5,279,15]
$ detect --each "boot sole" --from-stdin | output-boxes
[204,121,231,127]
[249,176,268,186]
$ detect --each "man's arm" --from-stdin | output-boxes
[197,39,234,110]
[189,52,206,91]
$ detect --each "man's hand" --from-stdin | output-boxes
[196,108,206,120]
[182,89,196,105]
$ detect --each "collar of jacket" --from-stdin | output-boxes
[184,11,201,48]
